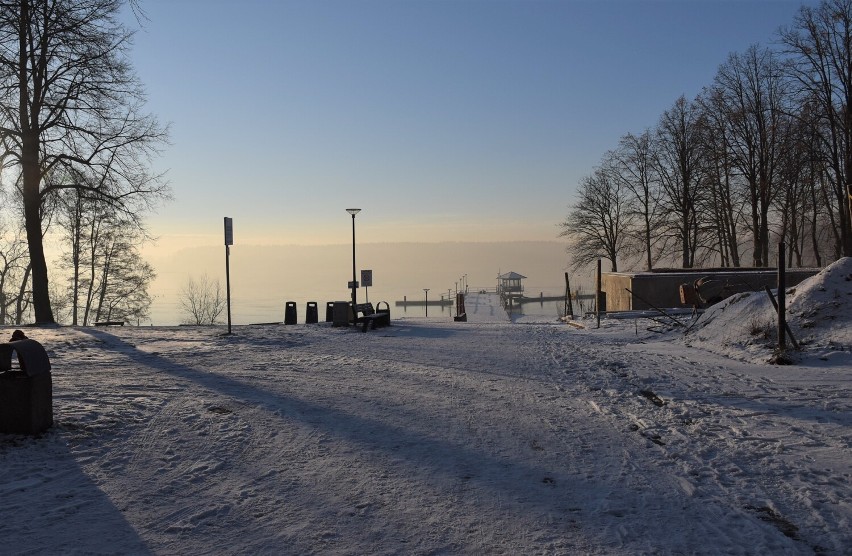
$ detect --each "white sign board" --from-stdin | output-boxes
[224,217,233,246]
[361,269,373,288]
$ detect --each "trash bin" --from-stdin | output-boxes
[284,301,297,325]
[376,300,391,327]
[305,301,318,324]
[332,301,350,327]
[0,338,53,435]
[325,301,335,322]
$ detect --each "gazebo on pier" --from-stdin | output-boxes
[497,271,526,303]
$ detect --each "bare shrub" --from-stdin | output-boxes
[179,275,226,325]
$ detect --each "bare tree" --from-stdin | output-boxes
[781,0,852,258]
[654,96,708,268]
[560,166,634,272]
[0,224,31,324]
[610,131,661,270]
[180,275,226,326]
[775,99,831,267]
[697,84,748,268]
[711,45,791,267]
[57,188,86,324]
[55,192,154,326]
[0,0,168,323]
[92,232,154,324]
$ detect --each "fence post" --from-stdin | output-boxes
[596,259,602,329]
[778,242,786,351]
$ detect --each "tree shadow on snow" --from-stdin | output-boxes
[0,428,154,554]
[77,327,628,550]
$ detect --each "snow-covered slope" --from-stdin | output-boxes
[685,257,851,366]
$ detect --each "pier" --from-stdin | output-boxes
[394,299,453,307]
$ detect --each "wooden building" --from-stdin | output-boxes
[601,267,821,311]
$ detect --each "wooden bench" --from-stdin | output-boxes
[353,302,390,332]
[95,321,124,326]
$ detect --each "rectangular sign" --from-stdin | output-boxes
[361,269,373,288]
[224,217,233,246]
[348,280,359,289]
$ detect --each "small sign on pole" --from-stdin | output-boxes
[224,217,234,246]
[361,270,372,304]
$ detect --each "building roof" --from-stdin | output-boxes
[498,272,527,280]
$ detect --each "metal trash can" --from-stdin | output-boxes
[332,301,350,327]
[376,301,391,327]
[325,301,335,322]
[305,301,318,324]
[0,338,53,435]
[284,301,297,325]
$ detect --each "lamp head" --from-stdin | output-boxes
[346,208,361,216]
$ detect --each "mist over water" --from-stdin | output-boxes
[145,241,586,325]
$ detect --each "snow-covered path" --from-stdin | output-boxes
[2,316,849,555]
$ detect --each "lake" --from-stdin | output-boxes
[144,241,592,325]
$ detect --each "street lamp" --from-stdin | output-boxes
[346,208,361,320]
[423,288,430,317]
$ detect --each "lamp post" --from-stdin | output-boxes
[424,288,430,317]
[346,208,361,319]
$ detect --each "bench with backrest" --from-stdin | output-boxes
[353,302,389,332]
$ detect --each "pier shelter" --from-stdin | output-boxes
[497,272,526,301]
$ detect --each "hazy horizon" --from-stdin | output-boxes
[144,240,585,325]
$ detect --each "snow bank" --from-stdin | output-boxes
[684,257,852,366]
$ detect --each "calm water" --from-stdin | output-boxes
[145,241,592,325]
[147,286,584,325]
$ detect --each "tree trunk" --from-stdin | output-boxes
[810,178,823,267]
[95,246,113,323]
[17,0,53,324]
[21,148,54,324]
[71,196,83,326]
[16,263,32,325]
[644,212,653,271]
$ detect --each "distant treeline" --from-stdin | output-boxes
[561,0,852,273]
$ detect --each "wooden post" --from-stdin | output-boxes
[596,258,602,329]
[564,272,574,320]
[778,242,786,351]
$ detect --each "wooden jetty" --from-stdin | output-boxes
[394,299,453,307]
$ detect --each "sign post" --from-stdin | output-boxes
[361,269,373,304]
[224,217,233,335]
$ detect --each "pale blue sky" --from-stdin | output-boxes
[128,0,813,252]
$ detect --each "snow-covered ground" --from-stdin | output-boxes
[2,259,850,555]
